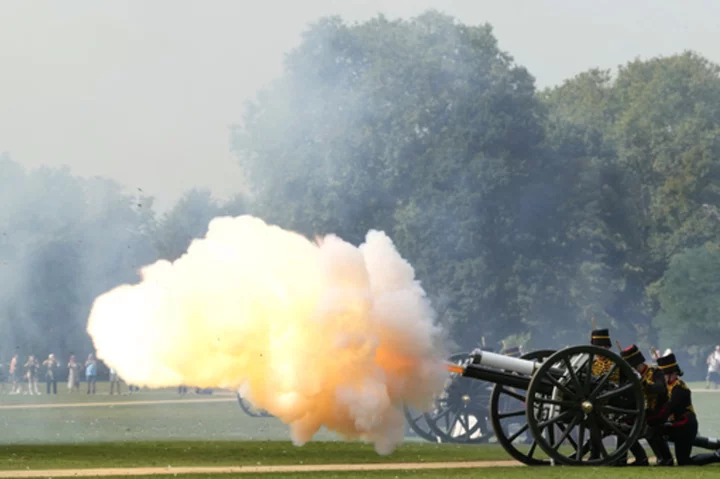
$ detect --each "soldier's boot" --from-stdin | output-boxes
[628,441,649,466]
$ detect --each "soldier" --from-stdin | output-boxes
[620,344,673,466]
[590,328,619,381]
[590,329,647,465]
[647,353,720,466]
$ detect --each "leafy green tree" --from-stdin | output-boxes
[232,11,547,348]
[154,189,224,261]
[154,189,249,262]
[650,243,720,354]
[541,52,720,347]
[0,157,158,360]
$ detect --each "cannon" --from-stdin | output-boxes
[403,352,494,443]
[403,349,548,445]
[426,344,720,466]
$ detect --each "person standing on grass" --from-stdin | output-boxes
[109,367,122,395]
[85,353,97,394]
[43,353,59,395]
[705,345,720,389]
[24,355,40,395]
[8,353,19,394]
[67,355,80,392]
[0,359,6,395]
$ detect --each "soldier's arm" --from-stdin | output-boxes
[647,382,685,426]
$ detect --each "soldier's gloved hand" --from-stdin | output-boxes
[470,348,483,364]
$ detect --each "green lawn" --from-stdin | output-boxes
[133,470,720,479]
[5,466,720,479]
[0,384,299,443]
[1,381,719,476]
[145,469,720,479]
[1,382,718,445]
[0,441,505,470]
[0,382,231,405]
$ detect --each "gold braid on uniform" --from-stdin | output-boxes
[641,366,658,409]
[592,356,620,383]
[666,379,695,421]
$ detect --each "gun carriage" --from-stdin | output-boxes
[234,342,720,466]
[407,345,720,466]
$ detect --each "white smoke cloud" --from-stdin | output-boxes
[87,215,447,454]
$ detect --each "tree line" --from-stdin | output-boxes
[2,10,719,372]
[231,11,720,365]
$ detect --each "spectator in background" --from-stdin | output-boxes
[109,368,122,395]
[67,355,81,392]
[706,345,720,389]
[85,354,97,394]
[0,359,6,394]
[42,353,59,395]
[8,353,19,395]
[24,355,40,395]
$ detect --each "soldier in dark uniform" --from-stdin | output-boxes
[621,344,673,466]
[590,329,620,382]
[647,353,720,466]
[589,329,647,465]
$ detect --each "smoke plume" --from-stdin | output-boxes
[86,215,447,454]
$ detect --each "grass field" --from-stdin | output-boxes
[4,470,720,479]
[118,470,720,479]
[0,384,302,444]
[149,470,720,478]
[0,441,506,470]
[2,381,719,444]
[1,381,719,477]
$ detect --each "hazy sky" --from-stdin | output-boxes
[1,0,719,211]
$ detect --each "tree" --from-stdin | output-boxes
[154,189,249,262]
[232,11,548,348]
[154,189,224,261]
[650,243,720,357]
[540,52,720,347]
[0,157,159,361]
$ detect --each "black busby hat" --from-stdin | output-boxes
[502,346,522,358]
[657,353,683,376]
[621,344,645,368]
[591,329,612,347]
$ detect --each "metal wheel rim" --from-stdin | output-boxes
[489,349,556,466]
[425,352,492,444]
[525,345,645,466]
[403,405,439,442]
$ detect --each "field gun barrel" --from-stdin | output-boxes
[467,349,541,375]
[460,364,533,391]
[444,349,566,395]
